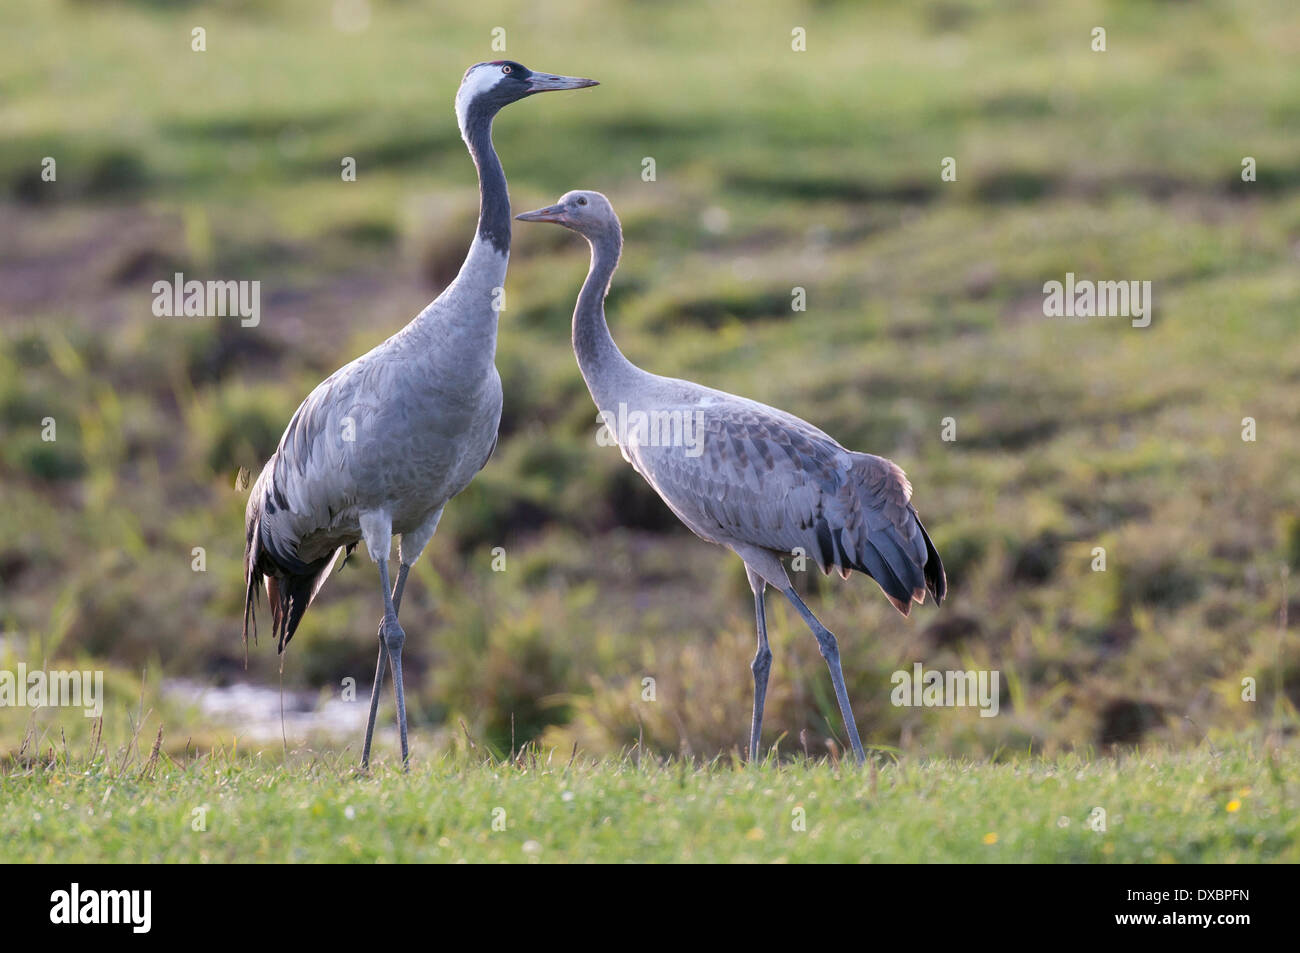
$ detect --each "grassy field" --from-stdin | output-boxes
[1,0,1299,861]
[2,739,1294,863]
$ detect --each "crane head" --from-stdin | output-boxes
[455,62,597,131]
[516,190,618,236]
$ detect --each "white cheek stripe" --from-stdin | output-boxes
[455,66,507,128]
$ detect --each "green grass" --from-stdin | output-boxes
[2,739,1294,863]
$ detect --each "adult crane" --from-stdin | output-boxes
[516,191,945,765]
[243,63,598,768]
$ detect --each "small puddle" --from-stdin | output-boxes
[163,678,386,744]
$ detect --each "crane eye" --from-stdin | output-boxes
[501,65,512,74]
[577,196,588,206]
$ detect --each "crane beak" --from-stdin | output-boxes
[515,204,567,224]
[525,73,599,94]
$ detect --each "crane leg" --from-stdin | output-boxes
[782,587,867,765]
[360,563,409,769]
[375,559,410,769]
[746,571,772,764]
[360,642,387,769]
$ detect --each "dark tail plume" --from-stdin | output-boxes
[917,517,946,606]
[244,493,344,656]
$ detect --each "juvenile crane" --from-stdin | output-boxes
[517,191,945,764]
[243,63,597,768]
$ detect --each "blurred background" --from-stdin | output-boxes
[1,0,1297,762]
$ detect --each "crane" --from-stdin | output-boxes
[516,190,945,764]
[243,63,598,768]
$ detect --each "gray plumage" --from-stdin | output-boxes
[244,243,504,643]
[616,392,942,611]
[517,190,945,765]
[242,62,597,768]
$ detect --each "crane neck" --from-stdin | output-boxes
[463,104,511,256]
[409,102,512,375]
[574,224,638,408]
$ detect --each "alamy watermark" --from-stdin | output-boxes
[50,883,151,933]
[890,663,999,718]
[152,272,260,327]
[0,664,103,717]
[596,402,706,457]
[1042,272,1151,328]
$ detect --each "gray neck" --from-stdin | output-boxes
[463,103,510,255]
[574,225,637,406]
[409,102,511,377]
